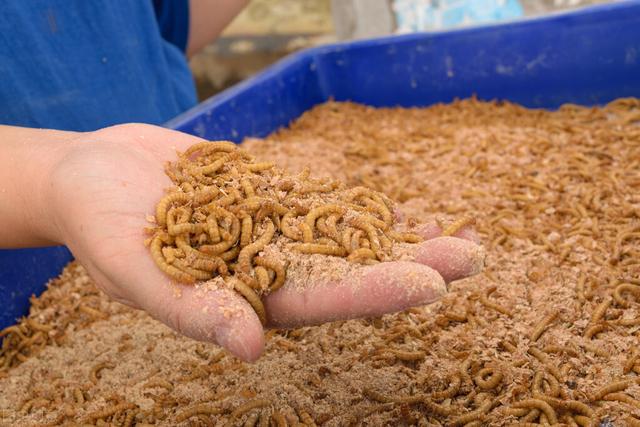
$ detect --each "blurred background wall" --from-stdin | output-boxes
[189,0,617,100]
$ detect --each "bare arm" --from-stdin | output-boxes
[186,0,249,58]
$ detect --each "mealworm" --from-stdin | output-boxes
[590,296,611,323]
[430,373,461,400]
[20,397,50,413]
[324,214,341,242]
[389,349,425,361]
[207,214,221,243]
[349,216,381,253]
[183,141,237,158]
[613,283,640,307]
[156,192,191,227]
[442,216,475,236]
[299,223,314,243]
[511,399,557,424]
[143,378,174,391]
[246,162,274,172]
[240,213,253,247]
[90,362,115,384]
[291,243,347,257]
[591,379,636,400]
[530,311,558,342]
[281,211,302,241]
[172,259,213,280]
[229,277,266,325]
[583,322,607,339]
[451,399,493,426]
[254,256,286,292]
[573,415,593,427]
[74,387,85,404]
[237,219,275,273]
[175,403,223,422]
[150,234,195,283]
[350,230,364,253]
[533,394,593,416]
[26,318,53,333]
[78,304,107,320]
[86,402,136,420]
[361,197,393,225]
[480,286,513,317]
[527,347,563,381]
[386,230,422,243]
[230,399,270,419]
[347,248,376,263]
[601,392,640,408]
[624,347,639,373]
[305,205,345,234]
[474,367,503,390]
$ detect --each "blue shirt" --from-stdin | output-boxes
[0,1,197,131]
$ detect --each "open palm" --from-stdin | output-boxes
[48,124,483,361]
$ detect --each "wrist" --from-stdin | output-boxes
[0,126,80,247]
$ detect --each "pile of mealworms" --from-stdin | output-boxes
[146,141,423,324]
[1,97,640,426]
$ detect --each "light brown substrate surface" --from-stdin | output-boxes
[1,99,640,426]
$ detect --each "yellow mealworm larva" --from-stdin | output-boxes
[479,286,513,317]
[20,398,50,414]
[143,378,174,391]
[172,259,213,281]
[591,379,636,401]
[613,283,640,307]
[324,214,341,242]
[230,399,270,419]
[442,216,475,236]
[240,213,253,247]
[175,403,224,422]
[90,362,115,384]
[361,197,393,225]
[430,373,461,400]
[350,230,364,253]
[625,416,640,427]
[601,392,640,408]
[237,219,275,273]
[474,367,503,390]
[255,266,271,290]
[206,213,221,243]
[530,311,558,342]
[229,277,266,325]
[511,399,557,424]
[341,227,354,252]
[349,216,381,253]
[591,295,612,323]
[451,399,493,426]
[78,304,108,320]
[574,415,593,427]
[240,177,255,198]
[183,140,237,158]
[299,223,314,243]
[246,162,274,172]
[220,246,240,262]
[254,256,286,292]
[533,394,593,416]
[85,403,138,421]
[26,318,53,333]
[527,347,563,381]
[386,230,423,243]
[389,349,425,361]
[347,248,377,263]
[74,387,85,404]
[583,322,607,339]
[281,211,302,241]
[291,243,347,257]
[156,192,191,227]
[305,204,345,234]
[151,234,195,283]
[624,347,639,374]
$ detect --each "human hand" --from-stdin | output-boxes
[43,124,483,361]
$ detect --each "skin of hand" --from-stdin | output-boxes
[0,123,484,361]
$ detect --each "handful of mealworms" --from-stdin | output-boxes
[145,141,427,324]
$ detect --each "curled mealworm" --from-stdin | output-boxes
[254,256,286,292]
[347,248,377,263]
[254,266,271,290]
[624,347,639,374]
[305,204,345,234]
[613,283,640,307]
[229,277,266,325]
[155,192,191,227]
[90,362,115,384]
[150,234,195,283]
[451,398,493,426]
[86,402,136,420]
[530,311,558,342]
[583,322,607,339]
[590,296,611,323]
[511,399,557,424]
[299,223,314,243]
[237,219,275,273]
[479,286,513,317]
[430,373,461,399]
[474,366,503,390]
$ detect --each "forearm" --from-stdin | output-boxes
[0,125,77,247]
[187,0,249,58]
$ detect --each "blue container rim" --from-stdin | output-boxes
[166,0,639,131]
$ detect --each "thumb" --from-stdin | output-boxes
[143,283,265,362]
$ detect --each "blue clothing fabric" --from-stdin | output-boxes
[0,1,197,132]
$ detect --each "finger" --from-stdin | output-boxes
[85,241,265,362]
[416,222,481,243]
[414,236,485,283]
[264,261,446,328]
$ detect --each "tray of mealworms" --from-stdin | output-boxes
[1,98,639,426]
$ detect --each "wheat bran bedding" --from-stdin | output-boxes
[1,98,640,426]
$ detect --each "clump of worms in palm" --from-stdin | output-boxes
[146,141,429,324]
[2,98,640,426]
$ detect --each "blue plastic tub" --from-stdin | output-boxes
[2,1,639,329]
